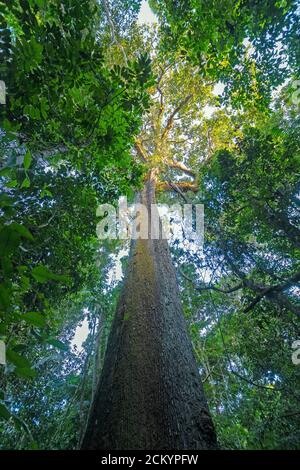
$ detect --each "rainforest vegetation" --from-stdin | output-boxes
[0,0,299,450]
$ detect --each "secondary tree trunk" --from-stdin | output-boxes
[81,174,218,450]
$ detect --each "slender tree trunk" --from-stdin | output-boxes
[81,174,218,450]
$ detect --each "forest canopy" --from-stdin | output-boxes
[0,0,299,451]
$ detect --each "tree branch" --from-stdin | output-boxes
[166,180,189,203]
[167,160,196,178]
[244,271,300,315]
[134,139,148,162]
[102,0,128,65]
[161,94,193,140]
[157,86,164,118]
[180,270,243,294]
[158,181,198,192]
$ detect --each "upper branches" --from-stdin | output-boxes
[166,160,196,178]
[134,139,149,162]
[181,268,300,319]
[161,94,193,140]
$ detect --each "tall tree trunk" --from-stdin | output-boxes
[81,174,218,450]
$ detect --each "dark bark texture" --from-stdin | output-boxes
[81,176,218,450]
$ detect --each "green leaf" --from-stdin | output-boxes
[7,179,18,188]
[0,403,11,421]
[29,441,39,450]
[20,275,30,291]
[31,265,69,284]
[0,194,13,208]
[23,312,46,328]
[0,284,10,310]
[13,343,27,353]
[0,226,20,254]
[47,338,69,352]
[0,167,11,177]
[21,177,30,188]
[24,104,40,120]
[9,223,34,241]
[15,367,37,379]
[0,323,6,335]
[6,349,31,369]
[67,374,81,385]
[23,150,32,170]
[31,265,52,283]
[12,415,25,432]
[1,256,13,275]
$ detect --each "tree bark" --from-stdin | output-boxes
[81,174,218,450]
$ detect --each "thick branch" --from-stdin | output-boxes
[134,139,148,162]
[157,63,174,86]
[158,181,198,193]
[182,258,300,318]
[268,292,300,318]
[161,94,193,140]
[228,370,283,392]
[167,160,196,178]
[180,270,243,294]
[157,86,164,118]
[243,271,300,314]
[165,179,189,203]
